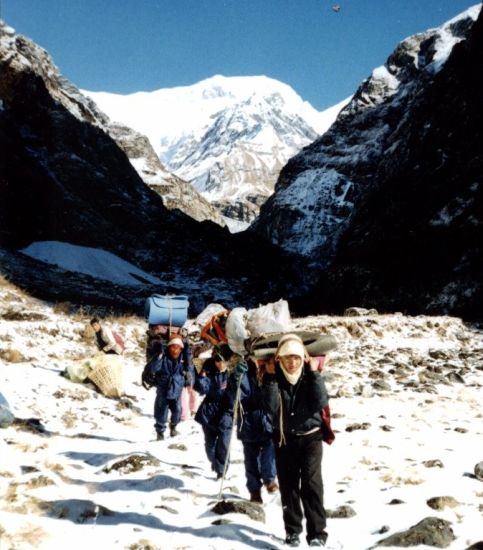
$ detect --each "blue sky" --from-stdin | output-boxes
[2,0,479,110]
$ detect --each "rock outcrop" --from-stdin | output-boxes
[0,21,290,312]
[252,6,483,319]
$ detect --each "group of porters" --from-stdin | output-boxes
[141,294,336,548]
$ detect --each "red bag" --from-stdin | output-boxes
[200,311,229,347]
[321,405,335,444]
[112,331,125,353]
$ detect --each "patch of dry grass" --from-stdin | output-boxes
[25,475,55,490]
[0,347,28,363]
[44,462,64,474]
[128,540,161,550]
[53,302,72,315]
[1,522,48,548]
[53,388,91,402]
[61,410,78,429]
[17,524,48,547]
[1,309,48,321]
[379,472,424,485]
[4,481,19,504]
[0,275,18,290]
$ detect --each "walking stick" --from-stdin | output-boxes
[217,364,244,501]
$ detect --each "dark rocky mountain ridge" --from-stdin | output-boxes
[1,8,482,321]
[250,6,483,320]
[287,8,483,319]
[0,21,295,314]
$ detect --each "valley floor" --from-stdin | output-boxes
[0,282,482,549]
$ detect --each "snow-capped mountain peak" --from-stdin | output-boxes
[84,75,349,227]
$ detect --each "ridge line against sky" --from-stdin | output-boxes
[2,0,479,110]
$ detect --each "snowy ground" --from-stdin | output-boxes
[0,278,482,550]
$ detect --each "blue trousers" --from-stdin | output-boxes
[242,439,277,492]
[154,390,181,435]
[202,425,231,476]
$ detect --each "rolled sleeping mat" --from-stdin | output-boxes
[144,294,189,327]
[305,334,338,356]
[249,331,337,358]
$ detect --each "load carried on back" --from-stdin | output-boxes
[142,294,191,386]
[195,298,338,366]
[195,297,337,483]
[142,294,197,440]
[144,294,190,362]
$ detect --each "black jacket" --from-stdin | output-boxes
[262,362,329,441]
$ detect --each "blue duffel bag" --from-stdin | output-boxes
[144,294,189,327]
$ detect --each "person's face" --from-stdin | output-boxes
[91,322,101,333]
[279,354,303,374]
[214,359,225,371]
[167,344,182,360]
[257,356,275,374]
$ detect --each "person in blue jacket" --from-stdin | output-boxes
[194,352,232,479]
[143,335,194,440]
[224,357,278,503]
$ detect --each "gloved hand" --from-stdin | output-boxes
[141,365,156,390]
[232,360,248,382]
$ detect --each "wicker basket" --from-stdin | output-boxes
[88,354,124,398]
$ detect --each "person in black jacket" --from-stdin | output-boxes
[262,334,330,548]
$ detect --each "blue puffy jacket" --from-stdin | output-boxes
[148,347,194,400]
[225,360,273,443]
[194,360,231,430]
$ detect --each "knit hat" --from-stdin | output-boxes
[167,336,184,348]
[276,334,307,361]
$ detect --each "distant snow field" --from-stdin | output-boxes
[20,241,161,287]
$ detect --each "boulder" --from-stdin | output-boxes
[377,517,455,548]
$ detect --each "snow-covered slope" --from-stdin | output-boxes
[1,280,482,549]
[20,241,162,287]
[85,76,349,225]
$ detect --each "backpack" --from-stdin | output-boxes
[200,310,229,347]
[112,331,125,353]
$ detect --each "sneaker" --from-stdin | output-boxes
[308,539,325,547]
[285,534,300,547]
[249,490,263,503]
[156,433,164,441]
[264,480,279,493]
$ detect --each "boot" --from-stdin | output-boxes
[250,490,263,503]
[170,424,179,437]
[264,480,279,493]
[285,534,300,547]
[156,433,164,441]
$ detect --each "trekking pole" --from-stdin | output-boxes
[217,369,243,501]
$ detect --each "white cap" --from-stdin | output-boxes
[167,336,184,348]
[276,334,306,360]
